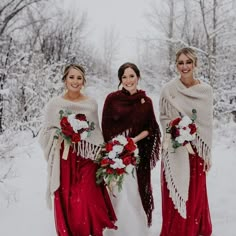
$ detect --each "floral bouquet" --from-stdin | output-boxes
[96,135,140,192]
[55,110,95,159]
[166,109,197,153]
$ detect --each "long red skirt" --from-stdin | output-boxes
[54,147,117,236]
[160,153,212,236]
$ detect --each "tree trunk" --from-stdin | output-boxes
[168,0,174,79]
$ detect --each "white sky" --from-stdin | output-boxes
[59,0,154,65]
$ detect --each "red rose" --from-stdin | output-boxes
[116,168,125,175]
[101,158,114,167]
[105,142,113,152]
[106,168,114,174]
[71,133,81,143]
[113,140,121,146]
[189,123,197,134]
[122,155,132,165]
[170,117,181,127]
[125,138,136,152]
[131,156,137,165]
[171,126,180,138]
[75,114,87,121]
[60,117,74,136]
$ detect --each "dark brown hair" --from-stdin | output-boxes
[62,64,86,83]
[118,62,140,87]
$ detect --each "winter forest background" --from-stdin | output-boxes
[0,0,236,235]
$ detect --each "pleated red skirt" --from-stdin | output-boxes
[160,152,212,236]
[54,146,117,236]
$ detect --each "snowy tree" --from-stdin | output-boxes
[0,1,106,136]
[101,27,120,82]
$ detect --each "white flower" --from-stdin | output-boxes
[176,127,196,144]
[134,148,139,156]
[175,135,186,144]
[108,150,117,159]
[112,135,128,146]
[110,158,126,169]
[68,114,89,133]
[178,116,192,128]
[112,144,123,154]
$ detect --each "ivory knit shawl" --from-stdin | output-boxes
[159,78,213,218]
[38,96,103,208]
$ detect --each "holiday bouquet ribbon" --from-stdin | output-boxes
[165,109,197,154]
[95,135,140,193]
[55,110,95,160]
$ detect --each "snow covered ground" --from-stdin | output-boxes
[0,124,235,236]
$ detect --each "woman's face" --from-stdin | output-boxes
[176,53,195,80]
[65,68,84,93]
[121,67,139,95]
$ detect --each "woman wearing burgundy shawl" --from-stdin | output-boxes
[159,48,213,236]
[102,62,161,236]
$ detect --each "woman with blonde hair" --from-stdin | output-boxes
[159,48,213,236]
[39,64,117,236]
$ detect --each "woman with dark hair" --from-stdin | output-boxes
[159,48,213,236]
[102,62,161,236]
[39,64,117,236]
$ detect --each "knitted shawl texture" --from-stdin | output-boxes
[38,96,103,208]
[102,89,161,226]
[159,78,213,218]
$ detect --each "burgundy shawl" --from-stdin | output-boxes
[102,88,161,226]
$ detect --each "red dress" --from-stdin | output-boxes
[54,145,117,236]
[160,152,212,236]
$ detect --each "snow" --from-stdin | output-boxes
[0,124,235,236]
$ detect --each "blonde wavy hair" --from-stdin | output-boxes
[175,47,198,67]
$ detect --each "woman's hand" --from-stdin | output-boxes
[132,130,149,143]
[204,159,212,172]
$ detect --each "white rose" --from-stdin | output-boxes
[178,116,192,128]
[113,135,128,146]
[110,158,126,169]
[68,114,89,132]
[113,144,124,154]
[108,151,117,159]
[134,148,139,156]
[177,127,194,143]
[176,135,186,144]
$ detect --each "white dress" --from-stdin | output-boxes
[104,170,148,236]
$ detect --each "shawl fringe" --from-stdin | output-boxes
[194,134,211,163]
[162,151,187,218]
[77,140,101,160]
